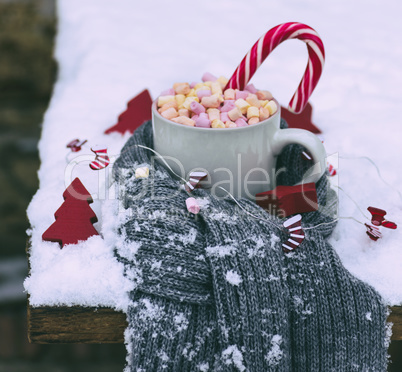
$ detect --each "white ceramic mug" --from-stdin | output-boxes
[152,101,326,199]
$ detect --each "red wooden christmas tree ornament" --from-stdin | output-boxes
[255,183,318,217]
[281,102,322,134]
[42,178,99,248]
[104,89,153,135]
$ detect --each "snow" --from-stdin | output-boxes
[25,0,402,309]
[225,270,243,286]
[265,335,284,366]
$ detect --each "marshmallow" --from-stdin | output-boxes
[186,197,200,214]
[235,99,251,114]
[246,94,261,108]
[160,88,175,96]
[223,88,235,100]
[245,83,258,94]
[207,108,220,121]
[158,95,175,107]
[259,107,270,121]
[202,72,217,82]
[191,114,199,121]
[217,76,229,88]
[225,121,237,128]
[201,95,221,108]
[190,101,206,115]
[160,100,178,113]
[257,90,274,100]
[247,106,260,119]
[211,81,223,95]
[235,90,249,100]
[182,97,200,110]
[248,117,260,125]
[195,113,211,128]
[175,94,186,108]
[178,109,190,117]
[171,116,196,126]
[197,89,212,100]
[220,112,229,123]
[228,107,243,121]
[265,100,278,115]
[235,118,248,127]
[135,166,149,178]
[161,107,179,120]
[220,100,236,112]
[187,88,197,97]
[211,119,225,128]
[173,82,191,95]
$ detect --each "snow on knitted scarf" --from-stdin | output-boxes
[112,121,390,372]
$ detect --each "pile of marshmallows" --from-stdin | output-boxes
[157,73,278,128]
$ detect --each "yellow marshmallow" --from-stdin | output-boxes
[211,119,225,128]
[186,88,197,97]
[247,106,260,119]
[235,98,251,114]
[182,97,200,110]
[158,95,175,107]
[175,94,186,108]
[135,166,149,178]
[211,81,223,95]
[195,85,211,92]
[227,107,242,121]
[217,76,229,89]
[265,100,278,115]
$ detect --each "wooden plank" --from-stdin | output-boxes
[388,306,402,341]
[28,303,402,344]
[27,305,127,344]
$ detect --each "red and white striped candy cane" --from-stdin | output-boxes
[225,22,325,113]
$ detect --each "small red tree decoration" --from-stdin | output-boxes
[42,178,99,247]
[104,89,153,135]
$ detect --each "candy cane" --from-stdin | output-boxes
[225,22,325,113]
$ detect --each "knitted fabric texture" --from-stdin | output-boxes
[113,121,389,372]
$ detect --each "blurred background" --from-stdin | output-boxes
[0,0,125,370]
[0,0,400,371]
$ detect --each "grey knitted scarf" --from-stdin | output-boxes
[113,121,389,372]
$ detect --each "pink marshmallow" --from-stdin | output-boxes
[195,113,211,128]
[190,101,206,115]
[190,82,198,88]
[197,89,212,100]
[186,197,200,214]
[220,100,236,112]
[160,88,175,96]
[220,112,229,122]
[244,84,258,94]
[235,118,248,127]
[191,114,199,121]
[202,72,217,82]
[235,90,249,100]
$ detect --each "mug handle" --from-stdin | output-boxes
[271,128,327,185]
